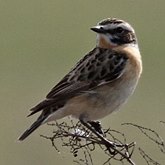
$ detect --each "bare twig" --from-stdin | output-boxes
[139,147,161,165]
[41,119,136,165]
[122,123,165,154]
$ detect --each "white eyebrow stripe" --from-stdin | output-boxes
[118,23,134,32]
[104,22,134,33]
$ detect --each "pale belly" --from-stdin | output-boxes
[62,74,139,121]
[45,74,139,124]
[43,73,139,125]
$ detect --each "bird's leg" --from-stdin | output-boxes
[80,120,127,156]
[80,120,115,147]
[88,121,104,135]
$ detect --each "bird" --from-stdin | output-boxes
[18,18,142,141]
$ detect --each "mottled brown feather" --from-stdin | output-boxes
[29,47,128,116]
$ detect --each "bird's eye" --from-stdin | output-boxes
[115,27,124,34]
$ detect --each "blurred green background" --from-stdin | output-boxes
[1,0,165,164]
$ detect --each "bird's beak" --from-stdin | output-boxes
[90,26,106,34]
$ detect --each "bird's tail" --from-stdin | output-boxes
[18,117,44,141]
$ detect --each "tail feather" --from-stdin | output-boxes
[28,99,55,117]
[18,117,44,141]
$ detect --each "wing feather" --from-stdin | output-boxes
[29,47,128,116]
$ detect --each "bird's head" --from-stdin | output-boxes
[91,18,137,49]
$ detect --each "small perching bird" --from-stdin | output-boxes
[18,18,142,141]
